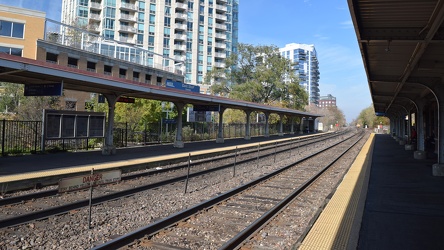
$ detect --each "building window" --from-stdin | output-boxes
[0,20,24,38]
[149,14,155,24]
[119,68,127,78]
[0,46,22,57]
[87,61,96,72]
[148,35,154,46]
[78,6,88,17]
[133,71,140,81]
[104,65,112,75]
[150,3,156,13]
[104,30,114,39]
[46,52,58,63]
[67,57,78,68]
[164,17,171,27]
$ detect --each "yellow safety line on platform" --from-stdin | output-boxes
[299,133,375,250]
[0,134,322,184]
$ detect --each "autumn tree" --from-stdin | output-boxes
[305,104,346,131]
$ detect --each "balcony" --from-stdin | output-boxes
[214,52,226,58]
[174,44,186,51]
[215,42,226,49]
[175,13,187,20]
[215,23,226,30]
[119,25,137,33]
[89,13,101,21]
[215,32,226,39]
[215,14,227,21]
[214,62,225,68]
[217,0,228,3]
[90,2,102,10]
[174,55,185,61]
[120,2,137,11]
[119,13,137,22]
[174,33,187,40]
[175,23,187,30]
[87,24,101,34]
[118,36,133,43]
[216,4,227,12]
[175,2,187,10]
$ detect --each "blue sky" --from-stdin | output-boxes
[0,0,371,123]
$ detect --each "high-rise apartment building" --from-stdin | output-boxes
[279,43,320,105]
[61,0,238,91]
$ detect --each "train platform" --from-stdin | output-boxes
[0,134,306,191]
[300,133,444,250]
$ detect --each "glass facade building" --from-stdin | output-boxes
[279,43,320,105]
[61,0,238,91]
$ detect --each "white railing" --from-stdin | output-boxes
[175,13,187,19]
[216,4,227,11]
[215,42,226,49]
[215,32,226,39]
[119,25,137,33]
[215,23,226,30]
[121,3,137,10]
[174,34,187,40]
[214,62,225,68]
[90,2,102,9]
[119,14,137,22]
[215,52,226,58]
[176,3,187,9]
[215,14,227,21]
[175,23,187,30]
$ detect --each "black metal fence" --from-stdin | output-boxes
[0,119,300,156]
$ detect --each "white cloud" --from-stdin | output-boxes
[340,20,354,29]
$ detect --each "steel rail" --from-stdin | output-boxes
[220,132,365,249]
[0,131,346,229]
[0,132,341,207]
[91,130,360,250]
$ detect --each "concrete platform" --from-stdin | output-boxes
[300,133,443,250]
[358,134,444,250]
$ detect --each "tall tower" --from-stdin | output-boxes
[279,43,320,105]
[61,0,238,91]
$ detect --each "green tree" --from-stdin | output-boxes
[0,82,61,120]
[354,105,389,128]
[205,43,308,110]
[0,82,24,114]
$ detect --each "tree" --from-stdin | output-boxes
[0,82,61,120]
[355,105,389,128]
[306,104,346,130]
[205,43,308,110]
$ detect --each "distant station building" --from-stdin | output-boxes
[318,94,337,109]
[280,43,320,105]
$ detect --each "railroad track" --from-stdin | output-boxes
[91,130,365,249]
[0,132,339,207]
[0,131,348,229]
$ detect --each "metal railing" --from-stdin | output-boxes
[0,120,301,156]
[43,19,184,75]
